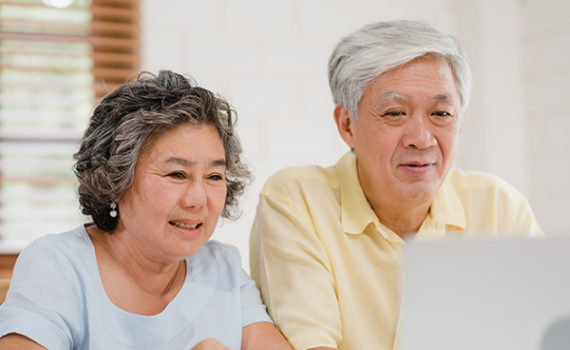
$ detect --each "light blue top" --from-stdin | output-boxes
[0,225,272,349]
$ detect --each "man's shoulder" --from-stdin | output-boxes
[448,169,514,190]
[446,169,526,200]
[443,170,541,235]
[261,163,338,197]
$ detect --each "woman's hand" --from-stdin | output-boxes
[191,338,230,350]
[241,321,292,350]
[0,334,47,349]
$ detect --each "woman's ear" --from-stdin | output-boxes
[334,105,357,149]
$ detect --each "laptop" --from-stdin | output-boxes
[398,235,570,350]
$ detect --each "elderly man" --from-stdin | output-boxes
[249,20,542,350]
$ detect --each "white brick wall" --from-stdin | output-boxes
[452,0,531,197]
[521,0,570,233]
[141,0,570,270]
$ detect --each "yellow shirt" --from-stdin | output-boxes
[249,151,542,350]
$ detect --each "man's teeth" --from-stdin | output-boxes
[170,221,200,229]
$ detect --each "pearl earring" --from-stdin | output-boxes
[110,202,118,218]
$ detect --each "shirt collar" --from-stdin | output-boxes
[336,151,383,236]
[428,175,466,231]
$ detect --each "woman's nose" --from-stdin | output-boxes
[182,180,207,208]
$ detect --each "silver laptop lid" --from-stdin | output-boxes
[398,236,570,350]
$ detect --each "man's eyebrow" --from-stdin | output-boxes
[381,91,408,103]
[380,92,457,104]
[433,93,454,102]
[165,157,226,167]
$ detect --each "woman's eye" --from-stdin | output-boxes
[208,173,224,181]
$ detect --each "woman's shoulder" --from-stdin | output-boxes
[187,240,244,282]
[2,226,93,349]
[14,225,95,281]
[20,225,92,259]
[193,240,241,264]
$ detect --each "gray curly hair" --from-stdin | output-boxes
[73,70,250,232]
[328,19,472,119]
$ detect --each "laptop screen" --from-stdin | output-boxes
[398,235,570,350]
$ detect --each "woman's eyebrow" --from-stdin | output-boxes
[211,159,227,167]
[165,157,226,167]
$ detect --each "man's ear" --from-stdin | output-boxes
[334,105,356,149]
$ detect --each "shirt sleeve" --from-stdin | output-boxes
[494,180,544,236]
[0,236,84,349]
[510,195,543,236]
[216,242,273,328]
[249,191,342,349]
[239,267,273,327]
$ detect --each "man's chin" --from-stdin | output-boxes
[396,183,440,203]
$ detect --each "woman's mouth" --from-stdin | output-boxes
[169,221,202,229]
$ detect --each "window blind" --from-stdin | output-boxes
[0,0,140,247]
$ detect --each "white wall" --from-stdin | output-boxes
[141,0,570,270]
[450,0,570,234]
[450,0,529,193]
[521,0,570,233]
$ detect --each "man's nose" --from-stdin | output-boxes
[402,115,437,149]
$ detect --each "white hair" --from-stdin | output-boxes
[328,20,472,118]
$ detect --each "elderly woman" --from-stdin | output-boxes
[0,71,291,350]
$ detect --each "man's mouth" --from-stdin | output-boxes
[169,221,202,230]
[403,163,432,167]
[399,162,435,173]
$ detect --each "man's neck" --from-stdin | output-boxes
[372,200,431,238]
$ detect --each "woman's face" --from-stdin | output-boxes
[116,123,227,262]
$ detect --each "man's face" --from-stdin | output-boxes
[335,55,463,213]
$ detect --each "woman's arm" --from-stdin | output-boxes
[241,321,292,350]
[0,334,47,349]
[191,338,230,350]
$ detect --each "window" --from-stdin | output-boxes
[0,0,140,247]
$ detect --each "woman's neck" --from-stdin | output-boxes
[87,225,186,315]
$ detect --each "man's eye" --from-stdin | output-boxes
[382,111,404,117]
[430,111,454,126]
[168,172,186,179]
[433,111,452,117]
